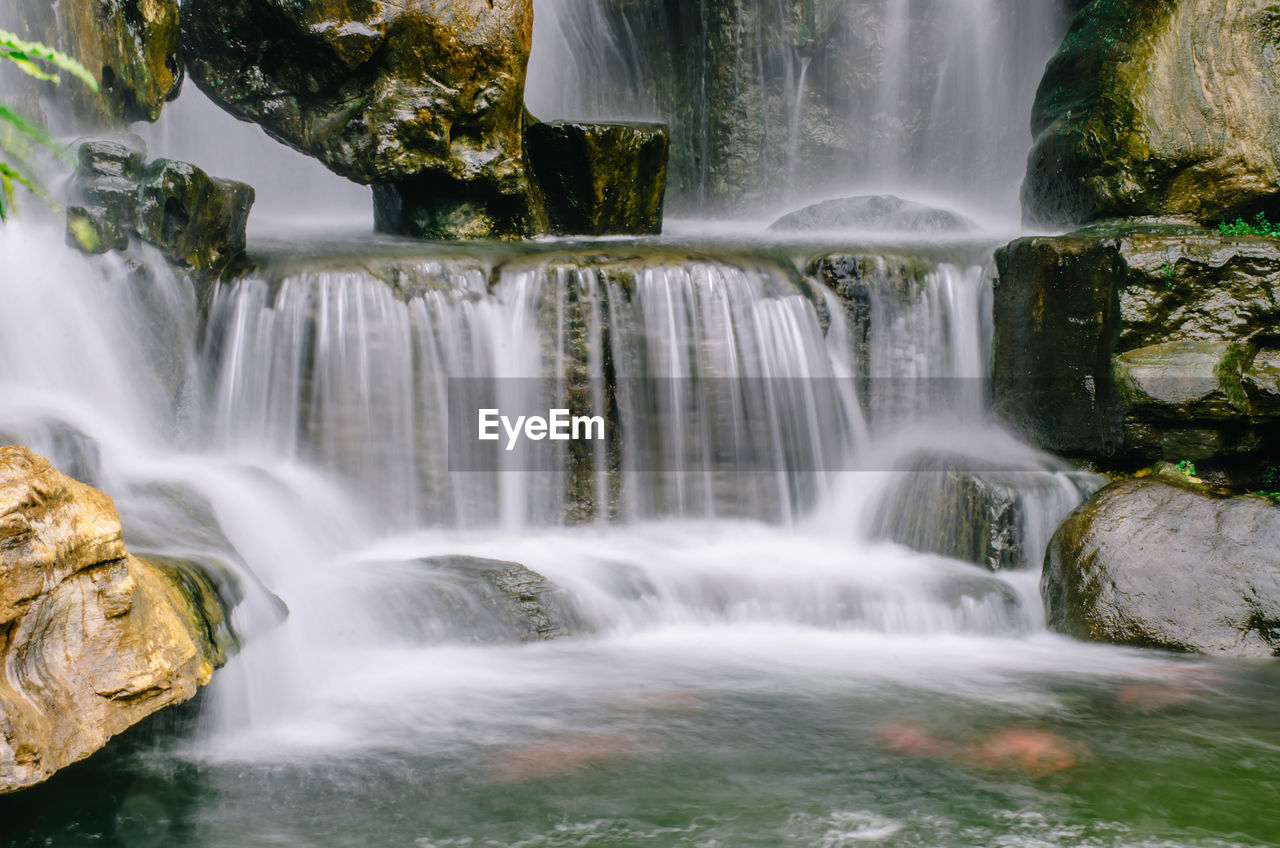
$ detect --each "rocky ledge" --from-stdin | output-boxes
[0,446,231,794]
[994,224,1280,483]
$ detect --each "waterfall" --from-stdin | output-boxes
[526,0,1068,221]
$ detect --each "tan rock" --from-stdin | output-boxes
[0,446,224,794]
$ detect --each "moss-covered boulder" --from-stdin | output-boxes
[135,160,255,276]
[66,140,254,278]
[0,446,230,794]
[993,225,1280,475]
[525,122,670,236]
[14,0,182,125]
[1023,0,1280,226]
[183,0,542,239]
[1043,476,1280,657]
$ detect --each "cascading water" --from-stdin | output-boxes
[4,2,1280,846]
[527,0,1070,220]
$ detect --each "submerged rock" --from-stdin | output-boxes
[1023,0,1280,225]
[993,225,1280,474]
[525,121,670,236]
[771,196,979,234]
[66,139,254,277]
[183,0,541,239]
[366,556,583,644]
[13,0,183,124]
[0,447,230,794]
[870,454,1101,572]
[1043,477,1280,657]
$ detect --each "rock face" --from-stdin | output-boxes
[67,139,254,277]
[993,225,1280,476]
[0,447,229,794]
[1043,477,1280,657]
[525,122,670,236]
[183,0,542,239]
[1023,0,1280,226]
[771,196,978,234]
[13,0,183,124]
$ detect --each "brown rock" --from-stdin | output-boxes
[0,446,225,794]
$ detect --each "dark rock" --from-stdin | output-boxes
[183,0,540,239]
[66,206,129,255]
[65,141,255,277]
[13,0,182,125]
[70,140,146,223]
[372,176,545,242]
[1043,477,1280,657]
[771,195,979,234]
[1023,0,1280,226]
[525,121,670,236]
[993,225,1280,471]
[135,160,255,276]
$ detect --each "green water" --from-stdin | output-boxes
[6,634,1278,848]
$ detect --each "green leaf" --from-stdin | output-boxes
[2,48,61,83]
[0,30,99,92]
[0,106,71,161]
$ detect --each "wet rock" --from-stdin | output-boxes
[1042,477,1280,657]
[993,225,1280,471]
[66,141,254,278]
[1023,0,1280,226]
[183,0,541,239]
[367,556,583,644]
[13,0,183,124]
[870,454,1102,572]
[135,160,255,276]
[771,195,979,234]
[525,121,670,236]
[0,446,229,794]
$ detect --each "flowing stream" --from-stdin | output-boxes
[2,1,1280,846]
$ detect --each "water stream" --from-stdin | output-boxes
[2,1,1279,846]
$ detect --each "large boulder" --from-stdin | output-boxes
[1023,0,1280,226]
[183,0,542,239]
[0,447,229,794]
[67,139,254,278]
[993,225,1280,477]
[13,0,182,125]
[1043,476,1280,657]
[525,121,670,236]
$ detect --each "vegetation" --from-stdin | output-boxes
[1217,212,1280,239]
[0,28,97,220]
[1174,459,1198,478]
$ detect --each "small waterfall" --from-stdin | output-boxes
[527,0,1068,220]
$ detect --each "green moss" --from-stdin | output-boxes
[1217,212,1280,238]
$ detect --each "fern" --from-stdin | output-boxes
[0,29,98,219]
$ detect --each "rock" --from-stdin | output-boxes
[1042,477,1280,657]
[993,224,1280,472]
[1023,0,1280,226]
[364,556,583,644]
[771,196,979,234]
[66,141,254,278]
[183,0,541,239]
[13,0,182,125]
[525,122,670,236]
[135,160,255,276]
[870,454,1102,572]
[0,446,229,794]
